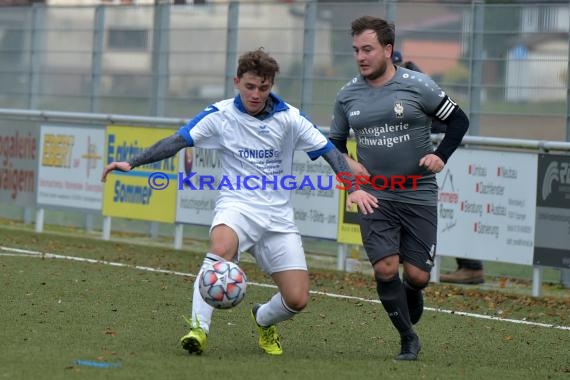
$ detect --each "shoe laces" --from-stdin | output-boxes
[260,325,279,345]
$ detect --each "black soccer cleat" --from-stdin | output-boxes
[395,333,421,361]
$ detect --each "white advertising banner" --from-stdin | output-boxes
[37,125,105,210]
[436,149,538,265]
[175,148,339,239]
[0,123,38,206]
[290,153,339,240]
[175,147,219,226]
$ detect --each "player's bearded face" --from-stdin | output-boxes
[353,31,390,81]
[235,73,273,116]
[362,59,388,81]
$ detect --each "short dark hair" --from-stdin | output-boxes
[236,48,280,83]
[351,16,395,48]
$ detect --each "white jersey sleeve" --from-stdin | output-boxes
[289,107,332,160]
[177,104,223,149]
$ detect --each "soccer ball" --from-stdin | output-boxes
[198,260,247,309]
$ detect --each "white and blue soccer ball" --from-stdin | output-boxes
[198,260,247,309]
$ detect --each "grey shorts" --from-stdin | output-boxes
[359,200,437,272]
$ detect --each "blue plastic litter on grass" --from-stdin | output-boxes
[73,360,122,368]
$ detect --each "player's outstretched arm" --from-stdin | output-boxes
[101,161,132,182]
[322,147,378,214]
[343,153,370,177]
[101,133,188,183]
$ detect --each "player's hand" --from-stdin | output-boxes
[101,161,132,183]
[419,153,444,173]
[344,154,370,177]
[346,189,378,215]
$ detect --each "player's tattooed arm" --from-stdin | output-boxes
[323,146,379,215]
[128,134,188,169]
[322,148,356,193]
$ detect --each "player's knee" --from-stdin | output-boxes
[403,262,430,288]
[374,270,397,282]
[283,293,308,312]
[372,254,400,281]
[404,273,430,289]
[208,244,237,260]
[289,300,308,313]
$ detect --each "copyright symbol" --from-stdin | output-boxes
[148,172,169,190]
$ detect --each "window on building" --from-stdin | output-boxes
[107,29,148,51]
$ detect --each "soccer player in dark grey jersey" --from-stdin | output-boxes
[330,16,469,361]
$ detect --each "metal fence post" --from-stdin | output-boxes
[561,269,570,289]
[385,0,398,23]
[467,1,485,137]
[151,4,170,117]
[566,24,570,141]
[28,4,45,110]
[23,5,45,226]
[300,0,317,114]
[149,5,171,239]
[174,223,183,250]
[336,243,347,271]
[149,4,170,239]
[224,1,239,99]
[532,266,543,297]
[90,6,105,114]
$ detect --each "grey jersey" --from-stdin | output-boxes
[330,67,457,205]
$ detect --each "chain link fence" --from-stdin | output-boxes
[0,1,568,139]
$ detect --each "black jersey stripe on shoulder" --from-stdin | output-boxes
[435,96,457,120]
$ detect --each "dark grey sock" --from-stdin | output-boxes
[376,275,413,336]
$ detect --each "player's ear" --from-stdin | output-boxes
[386,44,394,59]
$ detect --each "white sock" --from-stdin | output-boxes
[191,253,224,334]
[255,293,298,327]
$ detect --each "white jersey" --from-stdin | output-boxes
[177,93,333,232]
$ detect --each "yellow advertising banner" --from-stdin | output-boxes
[337,140,363,245]
[102,126,178,223]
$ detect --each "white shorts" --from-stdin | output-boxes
[210,208,307,275]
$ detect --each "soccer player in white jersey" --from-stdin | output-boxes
[101,48,376,356]
[330,17,469,360]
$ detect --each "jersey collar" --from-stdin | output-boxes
[233,93,289,120]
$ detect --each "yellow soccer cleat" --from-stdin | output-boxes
[251,304,283,355]
[180,316,207,355]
